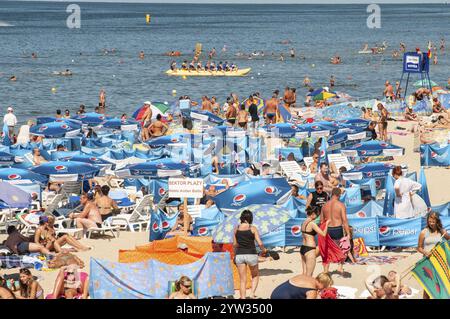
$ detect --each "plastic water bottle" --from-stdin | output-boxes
[34,262,43,271]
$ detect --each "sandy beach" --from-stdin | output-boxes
[1,121,447,299]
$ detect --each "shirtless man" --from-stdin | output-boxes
[383,81,394,102]
[226,102,237,126]
[149,114,168,138]
[141,102,153,141]
[139,51,145,60]
[201,96,213,113]
[99,89,106,108]
[265,93,279,124]
[320,188,350,274]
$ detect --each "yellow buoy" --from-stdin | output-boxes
[182,75,187,80]
[172,89,177,96]
[146,14,151,24]
[51,87,57,93]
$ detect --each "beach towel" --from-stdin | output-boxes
[347,255,408,265]
[318,222,346,265]
[0,255,34,269]
[353,237,369,257]
[359,287,419,299]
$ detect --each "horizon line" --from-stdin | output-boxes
[7,0,449,4]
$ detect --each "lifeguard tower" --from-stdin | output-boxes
[396,51,432,98]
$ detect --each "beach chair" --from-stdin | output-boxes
[0,209,18,233]
[85,221,120,239]
[52,218,83,238]
[327,154,353,172]
[109,194,152,232]
[59,181,83,197]
[43,194,68,218]
[16,210,39,236]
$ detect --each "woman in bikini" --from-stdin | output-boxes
[166,203,193,237]
[68,193,103,238]
[95,185,119,221]
[34,215,90,253]
[168,276,196,299]
[10,268,44,299]
[48,264,89,299]
[237,104,249,129]
[300,206,330,276]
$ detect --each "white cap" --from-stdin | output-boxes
[7,107,13,112]
[144,101,152,105]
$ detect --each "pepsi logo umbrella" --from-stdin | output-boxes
[338,118,370,128]
[340,140,404,157]
[212,204,291,243]
[296,122,338,137]
[0,181,32,209]
[30,121,81,138]
[190,110,224,125]
[0,168,47,184]
[146,134,189,148]
[30,161,100,179]
[264,123,300,138]
[101,118,138,129]
[213,178,291,211]
[73,112,109,125]
[327,130,367,146]
[342,162,394,180]
[59,154,115,169]
[36,117,82,126]
[0,151,15,166]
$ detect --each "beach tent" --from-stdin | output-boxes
[340,140,404,157]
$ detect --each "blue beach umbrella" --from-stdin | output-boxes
[0,181,32,208]
[36,117,82,126]
[212,204,291,243]
[30,121,81,138]
[124,159,192,178]
[59,154,115,168]
[265,123,299,138]
[190,110,224,125]
[338,118,370,128]
[0,168,47,184]
[213,178,291,211]
[146,134,189,148]
[342,162,394,181]
[297,122,339,137]
[73,112,109,125]
[340,140,404,157]
[30,161,100,179]
[101,118,138,129]
[0,151,15,165]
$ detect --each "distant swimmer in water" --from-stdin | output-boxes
[399,42,406,52]
[280,39,291,45]
[139,51,145,59]
[290,48,295,58]
[330,55,341,64]
[54,69,72,76]
[439,38,445,52]
[392,50,399,59]
[222,45,227,52]
[330,75,335,88]
[279,53,284,61]
[31,52,37,59]
[303,76,311,87]
[9,75,17,81]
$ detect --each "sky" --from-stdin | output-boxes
[14,0,448,4]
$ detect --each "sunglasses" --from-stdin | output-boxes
[182,284,192,288]
[313,157,319,160]
[316,187,323,190]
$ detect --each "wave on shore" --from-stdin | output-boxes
[0,21,13,27]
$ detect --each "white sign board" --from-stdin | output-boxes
[327,154,353,171]
[168,178,204,198]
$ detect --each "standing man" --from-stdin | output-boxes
[248,95,259,132]
[141,101,153,141]
[201,96,213,113]
[265,93,279,124]
[330,75,335,89]
[320,188,350,275]
[99,89,106,110]
[383,81,394,102]
[3,107,17,140]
